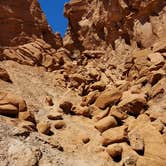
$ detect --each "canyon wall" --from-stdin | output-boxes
[0,0,166,166]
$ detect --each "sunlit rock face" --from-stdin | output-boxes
[64,0,166,51]
[0,0,60,48]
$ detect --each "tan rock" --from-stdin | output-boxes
[123,153,138,166]
[148,78,165,98]
[148,70,165,86]
[0,93,27,112]
[102,125,128,146]
[0,67,12,83]
[148,52,164,66]
[0,104,18,116]
[128,130,144,152]
[109,106,128,120]
[90,81,106,91]
[59,101,73,114]
[148,110,166,125]
[18,111,35,123]
[81,90,100,106]
[18,121,36,131]
[93,108,109,122]
[127,115,166,166]
[106,144,122,158]
[53,120,66,129]
[88,68,100,79]
[0,93,27,116]
[37,122,51,135]
[95,116,118,133]
[151,119,164,132]
[95,87,122,109]
[152,39,166,52]
[70,73,85,84]
[47,112,63,120]
[81,135,90,144]
[117,92,147,116]
[45,96,54,106]
[71,105,91,117]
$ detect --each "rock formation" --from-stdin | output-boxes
[0,0,166,165]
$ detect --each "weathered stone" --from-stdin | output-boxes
[128,130,144,152]
[81,90,100,106]
[117,92,147,116]
[71,105,91,117]
[148,78,165,98]
[47,112,63,120]
[93,108,109,122]
[53,120,66,129]
[0,0,59,48]
[0,93,27,116]
[151,119,164,132]
[106,144,122,158]
[102,126,128,146]
[36,122,51,135]
[95,87,122,109]
[18,121,36,131]
[18,111,35,123]
[123,153,138,166]
[45,96,54,106]
[109,106,128,120]
[59,101,73,114]
[90,81,106,91]
[81,135,90,144]
[95,116,118,133]
[0,67,12,82]
[148,52,165,66]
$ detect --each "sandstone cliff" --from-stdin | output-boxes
[0,0,166,166]
[0,0,62,48]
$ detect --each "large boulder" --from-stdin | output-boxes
[95,87,122,109]
[0,93,27,116]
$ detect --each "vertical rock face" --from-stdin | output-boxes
[64,0,166,51]
[0,0,59,48]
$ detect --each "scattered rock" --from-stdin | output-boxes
[93,108,109,122]
[47,112,63,120]
[90,81,106,91]
[18,111,35,123]
[102,125,128,146]
[53,120,66,129]
[109,106,128,120]
[95,116,118,133]
[117,92,147,116]
[123,154,138,166]
[37,122,51,135]
[59,101,73,114]
[128,130,144,152]
[106,144,122,158]
[45,96,54,106]
[0,67,12,83]
[81,90,100,106]
[0,93,27,116]
[81,135,90,144]
[71,105,91,117]
[95,87,122,109]
[18,121,36,131]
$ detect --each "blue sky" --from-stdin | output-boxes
[38,0,69,36]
